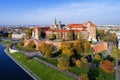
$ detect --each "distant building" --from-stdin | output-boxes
[32,26,49,40]
[12,33,26,39]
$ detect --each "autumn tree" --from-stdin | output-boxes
[67,30,74,41]
[95,54,101,60]
[73,39,84,55]
[109,33,117,45]
[62,48,74,57]
[75,60,83,68]
[26,28,32,38]
[57,57,70,70]
[8,33,12,38]
[100,60,114,73]
[81,57,88,64]
[60,42,74,57]
[84,41,91,54]
[78,74,89,80]
[39,43,53,58]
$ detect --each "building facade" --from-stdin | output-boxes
[32,20,97,42]
[46,21,97,41]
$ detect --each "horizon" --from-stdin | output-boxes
[0,0,120,25]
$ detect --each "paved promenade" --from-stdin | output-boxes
[12,42,77,79]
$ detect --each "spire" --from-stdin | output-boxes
[54,18,57,25]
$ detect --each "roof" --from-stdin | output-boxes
[32,26,50,32]
[67,24,86,28]
[85,21,96,27]
[46,29,86,32]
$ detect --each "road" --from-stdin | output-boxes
[103,43,113,57]
[116,58,120,80]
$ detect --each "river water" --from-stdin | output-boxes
[0,45,34,80]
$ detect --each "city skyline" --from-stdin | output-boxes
[0,0,120,25]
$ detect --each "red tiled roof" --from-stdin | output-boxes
[46,29,86,32]
[67,24,86,28]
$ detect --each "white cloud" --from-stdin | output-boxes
[23,0,120,25]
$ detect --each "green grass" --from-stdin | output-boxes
[37,56,58,66]
[0,40,10,46]
[11,52,75,80]
[15,43,36,52]
[69,65,89,75]
[98,68,115,80]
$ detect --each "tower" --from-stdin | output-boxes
[53,18,57,29]
[85,21,97,42]
[58,21,62,30]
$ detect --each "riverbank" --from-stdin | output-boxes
[4,49,40,80]
[11,52,75,80]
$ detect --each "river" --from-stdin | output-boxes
[0,45,34,80]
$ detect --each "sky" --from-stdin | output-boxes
[0,0,120,25]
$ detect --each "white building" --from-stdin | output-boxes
[12,33,26,39]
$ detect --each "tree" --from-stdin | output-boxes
[67,30,74,41]
[8,34,12,38]
[81,57,88,64]
[73,40,84,55]
[75,60,83,68]
[62,48,74,57]
[88,67,99,80]
[45,45,53,58]
[84,41,91,54]
[26,28,32,38]
[109,33,116,45]
[60,42,74,57]
[57,57,70,70]
[95,54,101,60]
[100,60,114,73]
[49,34,56,40]
[78,74,89,80]
[39,43,53,58]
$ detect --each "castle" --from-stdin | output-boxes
[32,19,97,42]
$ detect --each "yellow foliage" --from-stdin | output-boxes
[75,60,82,68]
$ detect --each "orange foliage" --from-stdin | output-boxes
[100,60,114,73]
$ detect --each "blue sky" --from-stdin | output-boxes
[0,0,120,25]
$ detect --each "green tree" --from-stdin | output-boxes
[88,67,99,80]
[57,57,70,70]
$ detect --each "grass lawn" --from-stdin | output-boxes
[98,68,115,80]
[11,52,75,80]
[69,65,89,75]
[37,56,58,66]
[15,42,36,52]
[0,40,10,46]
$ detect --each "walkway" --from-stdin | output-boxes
[116,58,120,80]
[12,42,78,79]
